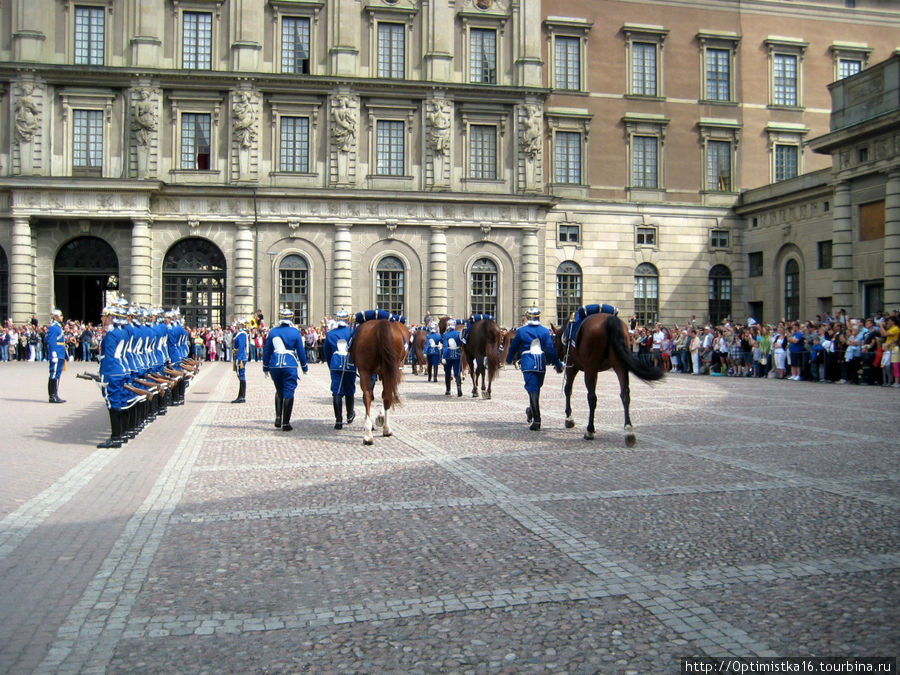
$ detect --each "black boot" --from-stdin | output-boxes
[281,398,294,431]
[97,409,122,448]
[49,379,65,403]
[345,395,355,424]
[457,377,463,397]
[445,373,451,395]
[231,380,246,404]
[528,391,541,430]
[333,395,344,429]
[274,393,283,428]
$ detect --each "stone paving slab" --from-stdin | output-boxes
[0,361,897,672]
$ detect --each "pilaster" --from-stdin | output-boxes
[831,181,854,314]
[884,168,900,310]
[428,225,448,316]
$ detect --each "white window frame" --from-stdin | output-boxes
[460,106,507,188]
[468,124,498,180]
[766,122,808,183]
[59,88,115,177]
[710,229,731,250]
[698,118,741,193]
[544,17,591,92]
[459,6,509,86]
[365,3,417,81]
[830,42,871,81]
[624,112,668,197]
[169,92,223,177]
[546,109,591,192]
[70,2,110,66]
[766,36,807,109]
[365,101,416,183]
[271,0,324,76]
[558,222,581,247]
[270,97,321,177]
[175,2,222,71]
[624,23,668,99]
[697,31,739,104]
[636,225,658,249]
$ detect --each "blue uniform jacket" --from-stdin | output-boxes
[99,326,129,377]
[441,330,462,361]
[47,321,67,361]
[505,322,562,373]
[263,321,308,372]
[425,330,442,355]
[324,324,355,372]
[233,330,248,362]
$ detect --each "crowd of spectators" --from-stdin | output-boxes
[4,307,899,389]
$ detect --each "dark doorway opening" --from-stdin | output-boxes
[54,236,118,323]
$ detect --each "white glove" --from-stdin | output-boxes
[263,370,270,379]
[441,359,446,365]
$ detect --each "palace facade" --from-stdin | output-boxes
[0,0,897,327]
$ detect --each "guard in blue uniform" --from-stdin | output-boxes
[505,307,563,430]
[323,309,357,429]
[96,304,130,448]
[47,308,68,403]
[263,307,308,431]
[231,318,249,403]
[441,319,464,397]
[425,321,442,383]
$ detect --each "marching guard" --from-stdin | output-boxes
[47,308,67,403]
[505,306,563,430]
[231,318,248,403]
[323,309,356,429]
[425,321,442,383]
[263,307,308,431]
[441,319,464,397]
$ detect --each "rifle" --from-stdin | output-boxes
[76,372,101,382]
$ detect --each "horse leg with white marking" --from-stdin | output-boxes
[360,369,375,445]
[614,365,635,447]
[563,366,577,429]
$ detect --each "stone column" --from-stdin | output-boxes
[10,216,35,322]
[428,225,448,316]
[520,226,540,311]
[130,219,152,306]
[332,224,353,313]
[831,181,854,314]
[884,168,900,311]
[233,224,255,320]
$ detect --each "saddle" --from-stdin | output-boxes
[563,303,619,348]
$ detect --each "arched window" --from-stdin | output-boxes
[784,259,800,322]
[279,254,309,326]
[54,236,119,323]
[376,255,405,315]
[633,262,659,327]
[708,265,732,326]
[470,257,498,317]
[556,261,582,325]
[0,246,8,322]
[163,238,226,328]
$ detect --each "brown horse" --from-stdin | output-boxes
[410,328,427,375]
[553,313,664,445]
[462,318,501,399]
[501,327,517,369]
[349,319,408,445]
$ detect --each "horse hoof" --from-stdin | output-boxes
[583,432,595,440]
[483,393,491,400]
[565,419,575,429]
[363,437,374,446]
[472,392,478,398]
[375,414,384,427]
[383,430,393,437]
[625,434,636,448]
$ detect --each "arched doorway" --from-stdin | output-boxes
[163,238,226,328]
[54,236,119,323]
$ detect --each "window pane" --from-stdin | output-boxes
[73,109,103,168]
[784,259,800,322]
[74,6,105,66]
[838,59,861,79]
[775,144,798,181]
[556,262,582,325]
[280,255,309,326]
[632,42,657,96]
[633,264,659,326]
[183,12,212,70]
[181,113,211,170]
[705,48,730,100]
[773,54,797,106]
[376,120,404,176]
[469,125,497,180]
[378,23,405,79]
[376,256,405,315]
[633,136,658,188]
[281,17,310,74]
[555,131,581,184]
[280,116,309,172]
[470,258,498,316]
[555,36,580,90]
[706,140,731,191]
[470,28,497,84]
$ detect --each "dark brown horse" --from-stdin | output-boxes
[462,318,501,399]
[349,319,407,445]
[501,327,517,369]
[410,328,427,375]
[553,313,664,445]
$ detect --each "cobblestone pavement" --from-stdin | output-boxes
[0,359,897,673]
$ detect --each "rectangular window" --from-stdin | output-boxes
[710,230,730,249]
[748,251,763,277]
[555,36,580,90]
[470,28,497,84]
[838,59,861,79]
[817,240,832,269]
[636,226,656,247]
[73,109,103,170]
[470,271,497,316]
[774,144,798,181]
[74,5,105,66]
[632,135,658,188]
[469,125,497,180]
[860,200,885,241]
[632,42,657,96]
[706,140,732,191]
[773,53,797,106]
[559,224,580,244]
[183,11,212,70]
[180,113,211,170]
[705,48,730,101]
[279,117,309,173]
[554,131,581,184]
[376,270,405,315]
[377,22,405,79]
[376,120,405,176]
[281,17,310,74]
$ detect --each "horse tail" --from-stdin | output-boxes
[485,321,501,381]
[606,315,665,383]
[378,321,404,408]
